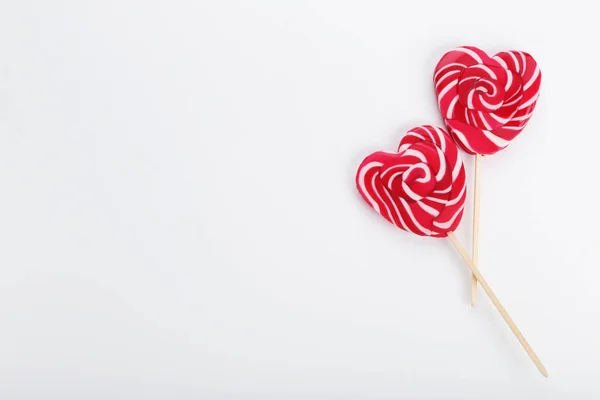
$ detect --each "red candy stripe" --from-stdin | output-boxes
[355,125,467,237]
[434,46,542,155]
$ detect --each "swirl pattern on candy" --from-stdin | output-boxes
[434,46,541,155]
[356,125,466,237]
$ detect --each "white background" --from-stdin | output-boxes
[0,1,597,398]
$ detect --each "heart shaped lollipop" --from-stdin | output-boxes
[434,46,541,155]
[355,125,547,376]
[434,45,542,305]
[356,125,466,237]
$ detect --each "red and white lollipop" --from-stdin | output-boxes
[355,125,547,376]
[434,46,541,155]
[356,125,466,238]
[434,46,542,305]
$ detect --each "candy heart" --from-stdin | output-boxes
[434,46,542,155]
[356,125,466,237]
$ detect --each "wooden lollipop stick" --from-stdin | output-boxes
[446,231,548,377]
[471,154,482,306]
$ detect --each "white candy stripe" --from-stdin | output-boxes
[467,90,476,109]
[451,152,463,180]
[450,128,475,153]
[460,76,479,85]
[437,80,458,106]
[416,174,430,183]
[471,110,482,127]
[476,79,495,95]
[504,70,513,91]
[405,131,425,140]
[402,163,430,182]
[420,126,436,145]
[489,113,510,124]
[433,126,447,152]
[435,147,446,181]
[485,80,497,96]
[433,203,465,229]
[519,52,527,76]
[479,96,500,111]
[471,64,497,79]
[435,69,461,88]
[446,182,466,206]
[505,89,521,101]
[382,182,410,232]
[402,181,423,201]
[398,143,411,153]
[482,129,510,147]
[503,94,523,107]
[494,55,508,69]
[508,51,520,73]
[505,75,520,95]
[517,93,539,110]
[446,96,458,119]
[524,65,540,91]
[400,197,432,235]
[406,163,431,183]
[417,201,440,217]
[387,171,404,184]
[357,161,383,213]
[434,185,451,194]
[434,63,466,80]
[512,112,533,121]
[455,47,483,63]
[427,196,449,205]
[479,111,493,130]
[403,149,427,162]
[380,165,411,178]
